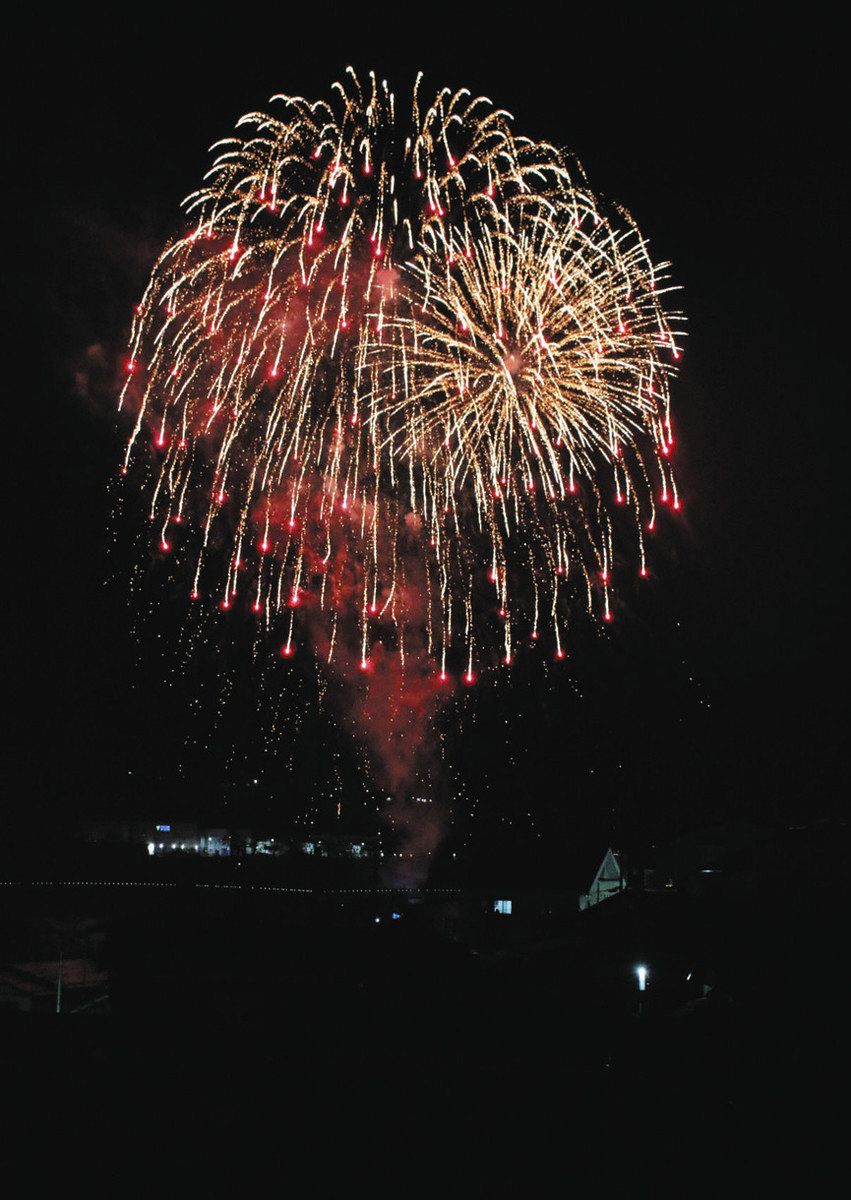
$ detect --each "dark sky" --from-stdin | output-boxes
[8,10,844,856]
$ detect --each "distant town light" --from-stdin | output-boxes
[635,964,649,992]
[494,899,512,915]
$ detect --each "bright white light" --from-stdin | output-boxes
[147,842,155,857]
[636,965,648,992]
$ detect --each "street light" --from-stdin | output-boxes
[635,964,649,992]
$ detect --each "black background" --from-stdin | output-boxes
[7,7,844,865]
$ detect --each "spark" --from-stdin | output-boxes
[120,70,684,674]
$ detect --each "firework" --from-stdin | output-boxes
[120,68,684,680]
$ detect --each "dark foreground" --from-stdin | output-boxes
[1,866,841,1175]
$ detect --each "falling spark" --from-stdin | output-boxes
[120,69,685,674]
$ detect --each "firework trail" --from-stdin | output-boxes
[119,69,684,847]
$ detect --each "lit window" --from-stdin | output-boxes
[494,899,512,915]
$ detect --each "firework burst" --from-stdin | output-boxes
[120,68,684,681]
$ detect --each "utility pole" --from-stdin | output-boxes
[56,950,63,1014]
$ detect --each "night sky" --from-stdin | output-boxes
[8,11,843,862]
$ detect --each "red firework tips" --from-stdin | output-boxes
[126,360,136,374]
[219,598,231,611]
[359,658,372,672]
[603,611,613,623]
[280,645,294,658]
[160,540,170,553]
[531,631,539,640]
[555,649,565,661]
[647,519,656,532]
[190,590,199,601]
[463,671,476,686]
[438,672,449,684]
[259,540,270,554]
[600,570,610,584]
[672,498,682,511]
[503,655,512,666]
[252,601,262,613]
[639,566,649,578]
[289,591,301,608]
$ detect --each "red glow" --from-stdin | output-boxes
[555,648,565,660]
[289,590,301,607]
[639,565,649,578]
[160,539,170,552]
[280,644,294,658]
[463,671,476,686]
[672,498,682,511]
[359,657,372,672]
[531,631,539,640]
[219,598,231,611]
[259,540,270,553]
[252,601,262,613]
[503,654,512,666]
[603,612,613,623]
[190,589,199,601]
